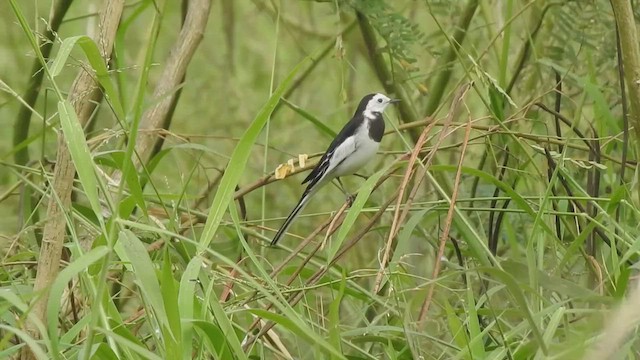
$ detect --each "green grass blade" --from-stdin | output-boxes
[58,100,106,228]
[327,167,387,262]
[114,230,171,339]
[198,58,308,251]
[179,257,202,360]
[161,251,181,359]
[0,325,49,360]
[281,98,336,138]
[245,308,346,359]
[51,36,124,119]
[46,246,110,358]
[201,277,248,360]
[480,267,547,355]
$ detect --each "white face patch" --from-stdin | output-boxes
[365,93,393,113]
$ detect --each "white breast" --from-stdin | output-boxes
[331,119,380,177]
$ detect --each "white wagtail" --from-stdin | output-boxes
[271,93,399,245]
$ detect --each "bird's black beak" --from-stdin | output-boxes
[389,98,401,103]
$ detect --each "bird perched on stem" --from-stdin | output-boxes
[271,93,399,246]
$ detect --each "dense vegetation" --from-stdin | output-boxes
[2,0,640,359]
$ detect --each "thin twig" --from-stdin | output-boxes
[373,83,474,294]
[417,85,474,326]
[243,187,402,350]
[614,24,629,230]
[372,122,431,293]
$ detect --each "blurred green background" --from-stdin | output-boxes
[2,0,639,359]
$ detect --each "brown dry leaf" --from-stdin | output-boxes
[275,162,294,179]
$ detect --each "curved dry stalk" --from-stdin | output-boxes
[132,0,212,167]
[242,155,409,350]
[243,186,402,351]
[373,83,473,295]
[228,199,350,307]
[372,123,431,294]
[242,201,351,350]
[417,86,474,326]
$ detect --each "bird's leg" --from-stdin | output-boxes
[336,177,355,205]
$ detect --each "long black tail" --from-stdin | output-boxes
[270,190,313,246]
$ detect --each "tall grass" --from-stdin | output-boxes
[1,0,639,359]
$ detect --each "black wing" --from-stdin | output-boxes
[301,114,362,186]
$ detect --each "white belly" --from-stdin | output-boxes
[332,131,380,177]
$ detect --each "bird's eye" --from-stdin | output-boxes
[377,98,383,103]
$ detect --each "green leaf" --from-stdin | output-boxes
[90,343,119,360]
[47,246,110,357]
[51,35,124,119]
[106,316,147,360]
[328,272,346,357]
[0,324,49,360]
[95,328,163,360]
[58,100,106,228]
[464,285,485,358]
[444,301,468,353]
[479,267,547,355]
[191,320,234,359]
[245,309,346,359]
[281,98,336,138]
[202,274,248,360]
[161,251,181,359]
[327,167,386,262]
[114,230,171,340]
[179,257,202,360]
[198,58,309,250]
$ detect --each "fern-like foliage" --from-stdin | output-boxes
[348,0,426,65]
[547,0,615,65]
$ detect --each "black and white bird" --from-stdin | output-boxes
[271,93,399,245]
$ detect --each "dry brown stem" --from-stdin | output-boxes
[22,1,124,359]
[417,83,474,326]
[132,0,212,167]
[373,119,435,294]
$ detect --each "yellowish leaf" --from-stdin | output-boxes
[275,163,294,179]
[298,154,308,168]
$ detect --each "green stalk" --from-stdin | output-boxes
[424,0,479,117]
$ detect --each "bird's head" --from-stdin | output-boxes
[359,93,400,114]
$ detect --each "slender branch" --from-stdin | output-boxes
[148,0,190,160]
[133,0,212,167]
[610,0,640,203]
[614,21,629,231]
[424,0,479,117]
[243,187,402,350]
[418,87,474,326]
[23,1,124,358]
